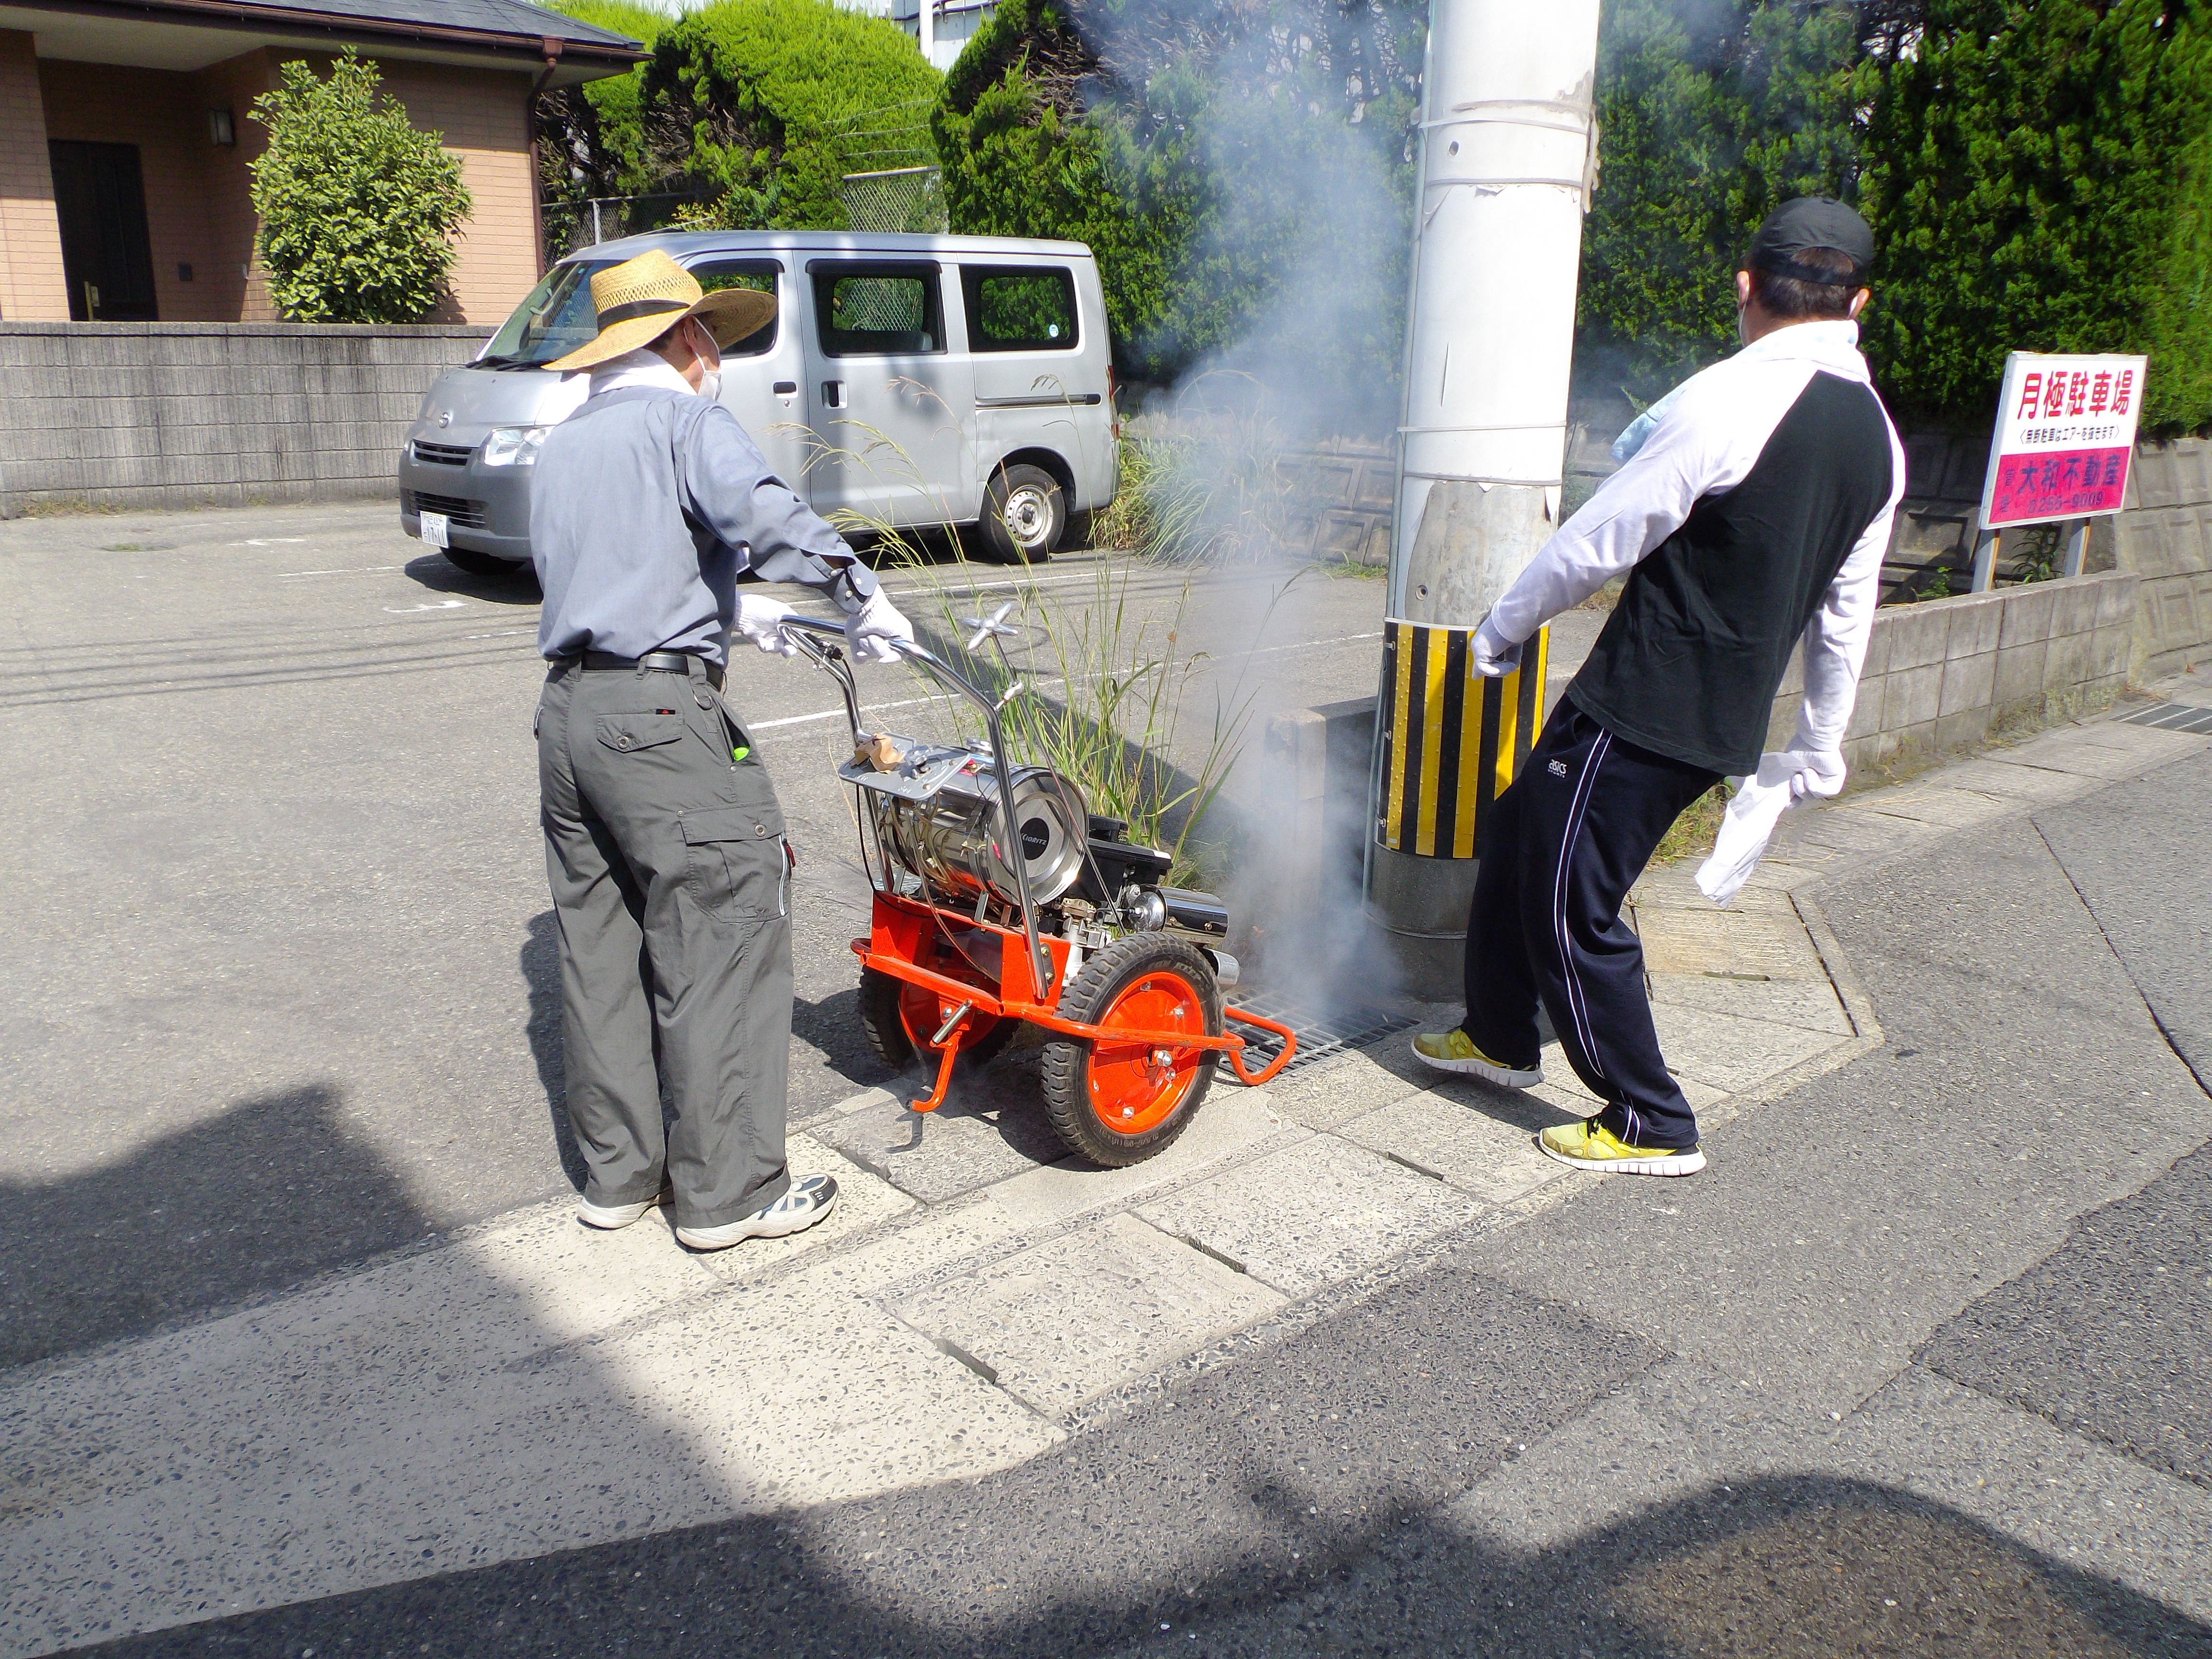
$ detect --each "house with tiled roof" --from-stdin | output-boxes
[0,0,644,325]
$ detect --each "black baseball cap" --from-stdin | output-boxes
[1745,196,1874,288]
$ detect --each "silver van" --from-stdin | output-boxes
[398,230,1117,573]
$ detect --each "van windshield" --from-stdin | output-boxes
[477,262,615,368]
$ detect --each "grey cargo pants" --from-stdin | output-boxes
[536,656,793,1229]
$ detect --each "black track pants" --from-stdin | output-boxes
[536,656,794,1229]
[1462,701,1721,1151]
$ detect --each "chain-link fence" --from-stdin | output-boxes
[839,166,949,234]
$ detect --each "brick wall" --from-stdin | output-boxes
[0,29,68,323]
[36,59,230,325]
[10,46,538,329]
[225,54,541,326]
[2115,436,2212,681]
[373,60,543,326]
[191,51,283,323]
[0,320,491,515]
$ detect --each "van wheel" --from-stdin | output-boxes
[980,465,1064,564]
[443,547,529,579]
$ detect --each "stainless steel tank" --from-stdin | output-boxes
[875,764,1087,907]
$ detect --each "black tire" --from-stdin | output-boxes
[1041,934,1221,1167]
[858,965,1015,1074]
[978,464,1065,564]
[443,546,530,579]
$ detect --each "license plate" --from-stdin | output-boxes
[419,511,449,550]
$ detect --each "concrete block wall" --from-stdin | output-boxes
[0,321,491,514]
[2115,436,2212,680]
[1763,571,2138,771]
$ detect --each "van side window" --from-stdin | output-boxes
[810,262,945,357]
[685,259,781,358]
[962,265,1079,352]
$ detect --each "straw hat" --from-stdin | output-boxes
[546,248,776,372]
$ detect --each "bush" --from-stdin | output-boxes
[934,0,1421,413]
[539,0,939,239]
[932,0,1178,365]
[248,49,471,323]
[649,0,941,230]
[537,0,672,248]
[1574,0,1860,406]
[1858,0,2212,432]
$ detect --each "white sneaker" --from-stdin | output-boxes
[577,1184,671,1230]
[676,1175,839,1251]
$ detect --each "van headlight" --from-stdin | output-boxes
[481,425,549,467]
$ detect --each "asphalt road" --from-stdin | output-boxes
[56,752,2212,1655]
[6,502,2205,1655]
[1,503,1503,1370]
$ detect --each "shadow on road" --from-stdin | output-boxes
[0,1082,429,1370]
[70,1466,2207,1658]
[520,910,589,1192]
[400,553,541,604]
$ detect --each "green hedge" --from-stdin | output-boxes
[652,0,940,230]
[1575,0,1859,406]
[540,0,938,237]
[932,0,1177,359]
[933,0,1419,414]
[1582,0,2212,433]
[1858,0,2212,432]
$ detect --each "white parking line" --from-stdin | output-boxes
[279,564,408,578]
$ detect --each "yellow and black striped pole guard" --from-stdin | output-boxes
[1377,620,1549,858]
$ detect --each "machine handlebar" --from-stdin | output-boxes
[772,611,1055,995]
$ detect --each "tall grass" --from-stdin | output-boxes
[1093,376,1325,566]
[790,412,1267,880]
[896,558,1275,884]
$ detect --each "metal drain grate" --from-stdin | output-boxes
[2117,700,2212,733]
[1222,986,1416,1082]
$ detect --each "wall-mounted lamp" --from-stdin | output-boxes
[208,107,236,146]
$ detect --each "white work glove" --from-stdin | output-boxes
[1783,747,1846,800]
[734,592,801,658]
[1470,615,1523,678]
[845,587,915,665]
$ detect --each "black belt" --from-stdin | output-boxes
[577,649,722,689]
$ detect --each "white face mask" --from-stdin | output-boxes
[690,320,723,402]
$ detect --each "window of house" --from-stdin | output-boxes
[962,265,1079,352]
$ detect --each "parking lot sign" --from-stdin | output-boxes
[1977,350,2147,530]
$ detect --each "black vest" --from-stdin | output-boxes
[1567,371,1894,776]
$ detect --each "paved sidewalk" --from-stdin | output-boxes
[4,694,2208,1655]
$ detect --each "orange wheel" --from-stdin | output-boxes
[1042,935,1221,1166]
[859,966,1012,1073]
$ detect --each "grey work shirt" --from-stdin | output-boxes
[531,385,873,667]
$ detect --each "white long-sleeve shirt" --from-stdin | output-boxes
[1491,320,1906,765]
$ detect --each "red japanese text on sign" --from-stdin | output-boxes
[1978,351,2146,530]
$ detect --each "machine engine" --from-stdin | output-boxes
[848,736,1238,984]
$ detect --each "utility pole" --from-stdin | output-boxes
[1367,0,1603,980]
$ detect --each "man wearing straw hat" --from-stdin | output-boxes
[531,248,914,1250]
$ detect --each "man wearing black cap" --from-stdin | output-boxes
[1412,196,1906,1177]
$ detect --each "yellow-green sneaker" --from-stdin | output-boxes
[1537,1119,1706,1177]
[1411,1028,1542,1087]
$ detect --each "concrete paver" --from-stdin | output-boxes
[1333,1089,1575,1205]
[1133,1135,1484,1296]
[889,1213,1284,1413]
